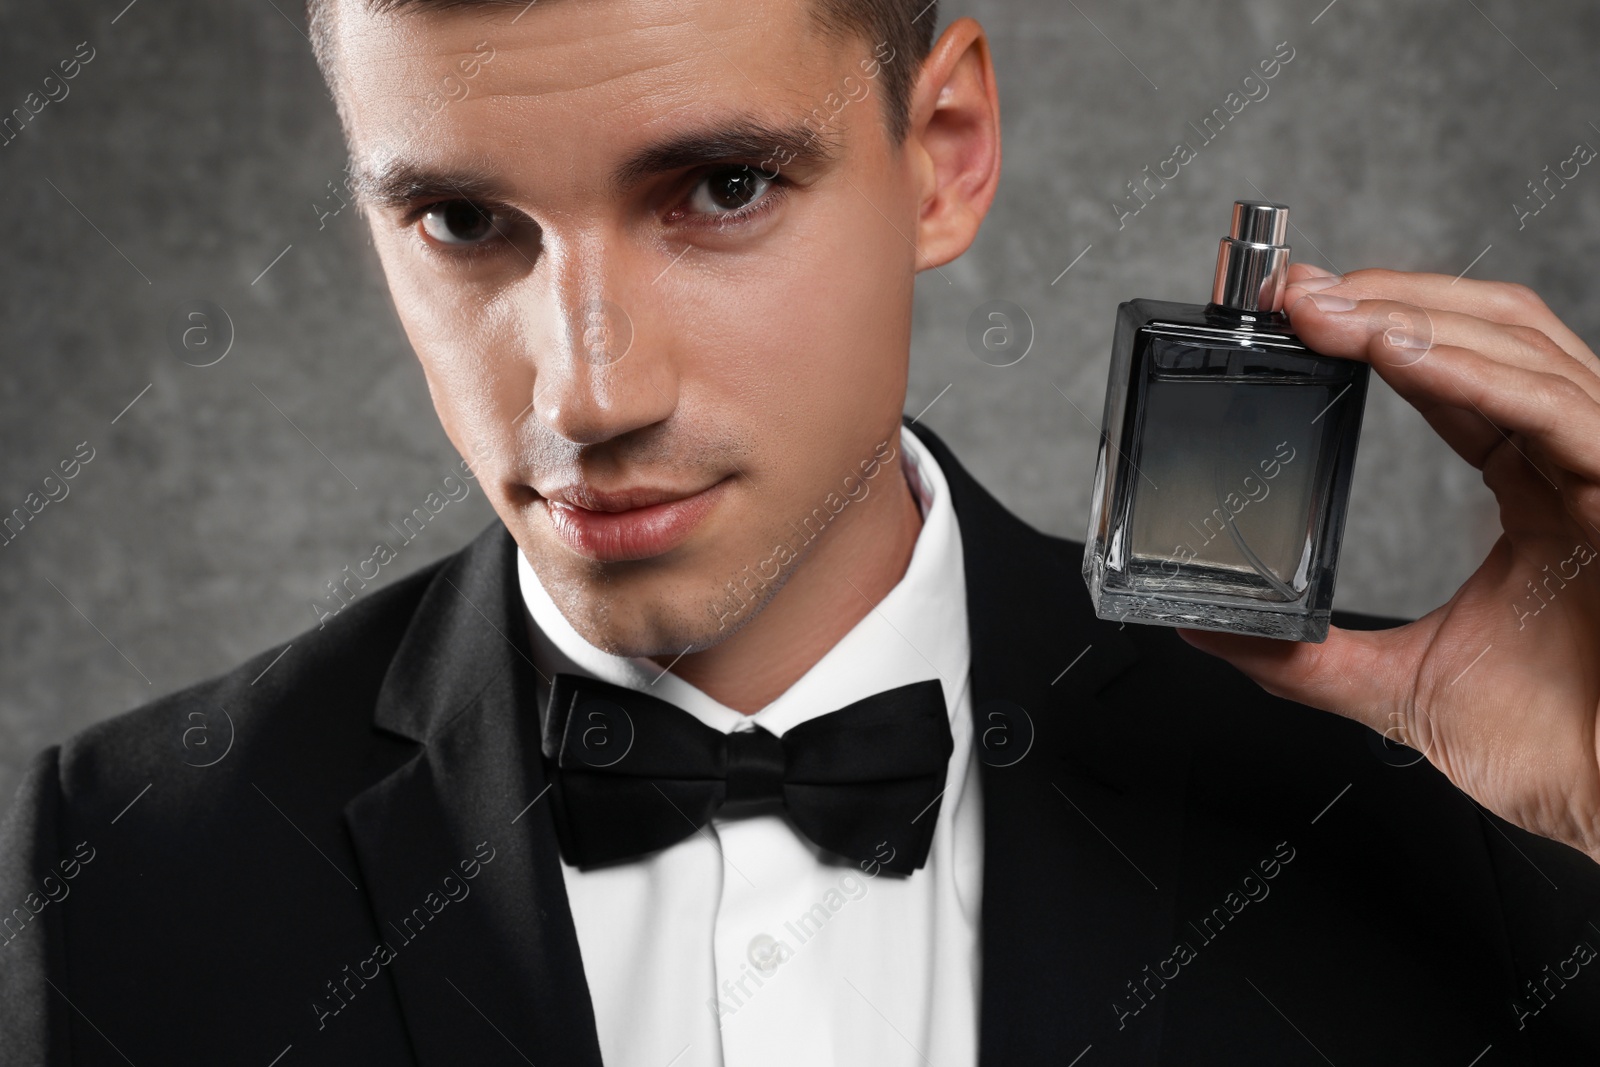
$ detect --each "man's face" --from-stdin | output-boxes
[331,0,923,658]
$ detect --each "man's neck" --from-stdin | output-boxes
[652,440,926,714]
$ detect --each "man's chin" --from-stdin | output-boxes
[530,554,777,662]
[556,597,763,662]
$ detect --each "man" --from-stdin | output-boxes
[3,0,1599,1063]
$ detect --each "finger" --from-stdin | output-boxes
[1414,404,1535,475]
[1175,624,1416,733]
[1341,329,1600,488]
[1282,267,1598,367]
[1409,406,1584,530]
[1286,261,1342,286]
[1280,294,1600,476]
[1478,433,1590,539]
[1287,295,1600,405]
[1378,396,1572,529]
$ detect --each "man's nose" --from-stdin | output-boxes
[529,242,678,447]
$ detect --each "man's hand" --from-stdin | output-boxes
[1178,261,1600,865]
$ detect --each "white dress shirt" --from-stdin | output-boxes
[515,424,983,1067]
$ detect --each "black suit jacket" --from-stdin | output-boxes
[3,424,1598,1066]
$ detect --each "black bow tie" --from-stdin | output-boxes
[538,673,953,875]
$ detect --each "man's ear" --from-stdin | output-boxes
[906,18,1001,273]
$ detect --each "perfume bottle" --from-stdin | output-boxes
[1082,200,1369,642]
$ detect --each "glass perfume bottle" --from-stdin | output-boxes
[1082,200,1369,642]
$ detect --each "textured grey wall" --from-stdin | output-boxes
[2,0,1597,806]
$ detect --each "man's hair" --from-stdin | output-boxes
[305,0,939,147]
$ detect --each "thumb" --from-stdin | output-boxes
[1175,625,1409,733]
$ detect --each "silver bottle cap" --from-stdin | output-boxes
[1211,200,1291,313]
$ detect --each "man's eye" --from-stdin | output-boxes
[418,200,504,247]
[685,166,775,217]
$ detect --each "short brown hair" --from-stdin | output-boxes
[306,0,939,146]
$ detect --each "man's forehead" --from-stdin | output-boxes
[332,0,828,99]
[332,0,859,208]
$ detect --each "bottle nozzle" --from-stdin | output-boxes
[1211,200,1291,313]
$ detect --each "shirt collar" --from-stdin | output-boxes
[516,424,970,736]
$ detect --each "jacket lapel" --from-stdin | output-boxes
[914,423,1191,1067]
[343,524,604,1066]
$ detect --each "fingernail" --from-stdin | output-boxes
[1288,274,1346,294]
[1302,292,1359,313]
[1299,264,1337,278]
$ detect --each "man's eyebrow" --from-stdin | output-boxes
[609,117,841,189]
[350,158,512,213]
[350,117,841,212]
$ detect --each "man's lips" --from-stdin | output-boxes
[537,478,731,562]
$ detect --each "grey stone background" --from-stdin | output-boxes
[2,0,1596,805]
